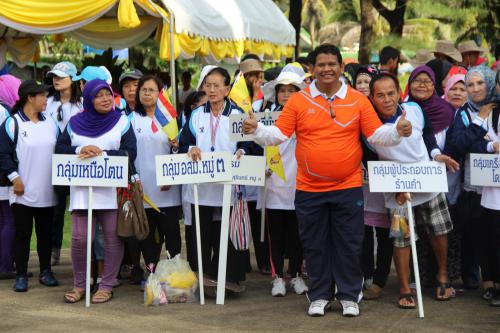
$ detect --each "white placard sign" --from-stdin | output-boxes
[470,153,500,187]
[230,155,266,186]
[229,111,281,141]
[367,161,448,193]
[52,154,128,187]
[156,152,232,185]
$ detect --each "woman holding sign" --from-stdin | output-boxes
[130,75,182,269]
[259,63,308,297]
[470,70,500,306]
[180,67,250,295]
[0,80,59,292]
[56,79,137,304]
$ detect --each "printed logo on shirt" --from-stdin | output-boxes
[307,108,316,114]
[136,128,142,133]
[199,126,205,133]
[21,130,28,137]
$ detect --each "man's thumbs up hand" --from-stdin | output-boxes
[243,109,258,134]
[396,109,412,137]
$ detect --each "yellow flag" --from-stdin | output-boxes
[229,73,252,113]
[266,146,286,183]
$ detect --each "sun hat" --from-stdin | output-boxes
[410,49,434,68]
[458,40,485,54]
[72,66,108,82]
[432,40,462,63]
[196,65,217,90]
[239,59,263,74]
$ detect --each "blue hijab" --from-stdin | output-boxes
[69,79,121,138]
[465,65,500,110]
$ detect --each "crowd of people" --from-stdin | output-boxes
[0,38,499,317]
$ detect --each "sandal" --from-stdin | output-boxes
[91,289,113,304]
[64,289,85,303]
[398,294,416,309]
[436,281,453,301]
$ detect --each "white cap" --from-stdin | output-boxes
[263,62,308,102]
[196,65,218,90]
[99,66,113,85]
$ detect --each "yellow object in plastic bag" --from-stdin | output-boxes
[399,216,410,239]
[166,271,198,289]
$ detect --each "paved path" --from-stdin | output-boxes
[1,249,499,332]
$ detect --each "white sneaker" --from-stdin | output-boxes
[307,299,331,317]
[271,277,286,297]
[339,300,360,317]
[290,276,308,295]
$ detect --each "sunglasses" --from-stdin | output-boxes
[57,104,63,122]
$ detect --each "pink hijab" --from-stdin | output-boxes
[443,74,465,102]
[0,74,21,107]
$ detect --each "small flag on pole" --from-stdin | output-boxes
[155,89,178,140]
[265,146,286,183]
[229,72,252,113]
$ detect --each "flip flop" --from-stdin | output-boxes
[436,282,453,301]
[398,294,416,309]
[64,289,85,303]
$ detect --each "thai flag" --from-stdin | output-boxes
[153,89,178,139]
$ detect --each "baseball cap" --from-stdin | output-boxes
[72,66,108,82]
[47,61,77,78]
[119,68,143,85]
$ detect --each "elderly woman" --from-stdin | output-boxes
[443,74,467,110]
[0,80,59,292]
[56,79,137,304]
[445,65,500,298]
[180,67,250,295]
[0,74,21,279]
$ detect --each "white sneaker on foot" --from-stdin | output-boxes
[290,276,308,295]
[307,299,331,317]
[271,277,286,297]
[339,300,359,317]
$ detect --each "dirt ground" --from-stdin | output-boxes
[1,246,499,333]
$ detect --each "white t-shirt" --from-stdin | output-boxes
[68,115,130,210]
[185,102,239,206]
[5,112,58,207]
[0,106,11,200]
[374,102,439,208]
[257,138,297,210]
[480,116,500,210]
[43,96,83,132]
[129,112,181,208]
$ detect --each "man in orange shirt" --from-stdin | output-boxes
[243,44,412,317]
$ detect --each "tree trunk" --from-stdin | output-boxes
[371,0,407,37]
[359,0,375,64]
[289,0,302,59]
[310,20,316,50]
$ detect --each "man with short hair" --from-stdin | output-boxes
[379,46,400,75]
[178,71,195,110]
[368,72,459,308]
[243,44,413,317]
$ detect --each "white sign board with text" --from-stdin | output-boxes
[470,153,500,187]
[156,152,232,185]
[229,111,281,142]
[52,154,128,187]
[230,155,266,186]
[367,161,448,193]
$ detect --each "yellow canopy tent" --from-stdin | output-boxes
[0,0,296,104]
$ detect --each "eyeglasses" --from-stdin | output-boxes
[57,104,63,122]
[412,79,434,87]
[140,88,159,94]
